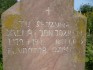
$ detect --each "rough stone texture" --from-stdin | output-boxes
[2,0,87,70]
[2,2,22,70]
[20,0,74,20]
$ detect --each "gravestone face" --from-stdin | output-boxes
[21,0,74,20]
[2,0,87,70]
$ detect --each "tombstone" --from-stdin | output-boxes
[2,0,87,70]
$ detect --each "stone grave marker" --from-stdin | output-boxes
[2,0,87,70]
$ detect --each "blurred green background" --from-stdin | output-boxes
[0,0,93,70]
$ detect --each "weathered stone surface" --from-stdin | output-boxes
[2,2,22,70]
[2,0,87,70]
[20,0,74,20]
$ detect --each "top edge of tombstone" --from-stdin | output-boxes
[20,0,74,20]
[2,2,20,17]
